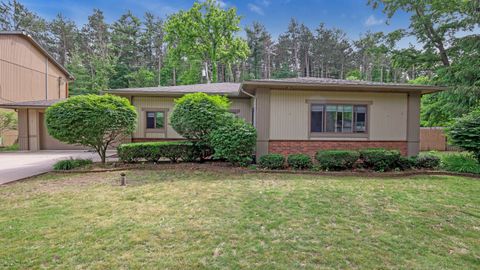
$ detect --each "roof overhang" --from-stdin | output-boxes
[0,99,64,109]
[241,81,446,95]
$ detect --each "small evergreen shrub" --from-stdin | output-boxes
[315,150,360,171]
[395,156,417,171]
[258,154,285,169]
[287,154,313,170]
[447,109,480,162]
[359,148,401,172]
[416,154,440,169]
[53,158,93,171]
[117,141,199,163]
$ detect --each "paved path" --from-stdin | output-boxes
[0,150,115,185]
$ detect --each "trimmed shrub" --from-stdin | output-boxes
[117,141,199,163]
[287,154,313,170]
[359,148,401,172]
[315,150,360,171]
[258,154,285,169]
[416,154,440,169]
[209,115,257,166]
[53,158,92,171]
[46,94,137,163]
[395,156,417,171]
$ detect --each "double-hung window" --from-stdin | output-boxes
[146,111,165,130]
[310,103,368,136]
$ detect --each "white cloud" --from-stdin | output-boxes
[248,3,264,15]
[260,0,270,7]
[217,0,227,8]
[364,15,384,26]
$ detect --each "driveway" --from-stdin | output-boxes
[0,150,115,185]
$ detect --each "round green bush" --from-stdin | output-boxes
[359,148,401,172]
[46,94,137,163]
[287,154,312,170]
[416,154,440,169]
[258,154,285,169]
[170,92,230,160]
[170,92,230,141]
[209,115,257,166]
[315,150,360,171]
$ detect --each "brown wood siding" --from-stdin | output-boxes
[0,35,69,103]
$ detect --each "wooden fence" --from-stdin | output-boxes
[420,127,460,151]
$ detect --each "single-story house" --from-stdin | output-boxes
[1,78,444,158]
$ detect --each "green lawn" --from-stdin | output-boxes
[0,168,479,269]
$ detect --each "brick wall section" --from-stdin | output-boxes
[268,140,408,157]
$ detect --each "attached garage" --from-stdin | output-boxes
[0,99,86,151]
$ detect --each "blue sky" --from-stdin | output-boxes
[22,0,416,47]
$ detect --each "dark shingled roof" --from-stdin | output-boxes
[0,99,65,108]
[105,83,242,96]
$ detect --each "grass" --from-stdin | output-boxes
[0,169,479,269]
[0,143,18,152]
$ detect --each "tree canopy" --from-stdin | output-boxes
[1,0,479,125]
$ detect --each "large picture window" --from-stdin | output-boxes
[310,103,367,135]
[146,111,165,129]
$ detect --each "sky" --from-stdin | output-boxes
[22,0,417,47]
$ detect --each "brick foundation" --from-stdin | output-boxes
[131,138,185,143]
[268,140,408,156]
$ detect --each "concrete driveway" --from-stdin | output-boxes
[0,150,115,185]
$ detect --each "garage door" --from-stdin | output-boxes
[39,113,86,150]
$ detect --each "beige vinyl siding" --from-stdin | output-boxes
[17,109,28,150]
[132,96,179,139]
[131,96,252,139]
[0,35,68,103]
[27,109,40,150]
[269,90,408,141]
[230,98,252,123]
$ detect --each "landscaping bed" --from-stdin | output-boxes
[49,160,480,179]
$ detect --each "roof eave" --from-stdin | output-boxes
[241,81,446,95]
[103,90,244,97]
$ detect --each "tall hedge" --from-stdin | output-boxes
[209,115,257,166]
[170,92,230,159]
[46,94,137,163]
[170,92,230,141]
[447,108,480,162]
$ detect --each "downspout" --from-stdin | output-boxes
[240,86,256,127]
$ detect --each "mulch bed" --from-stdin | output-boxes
[51,161,480,179]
